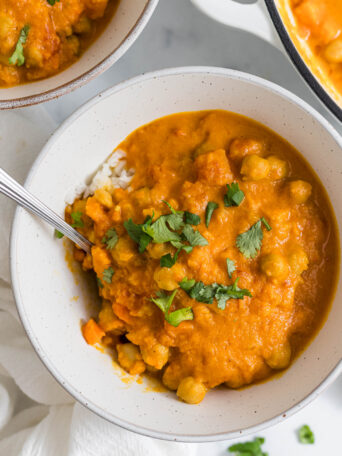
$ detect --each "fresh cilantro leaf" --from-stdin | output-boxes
[102,228,118,250]
[151,290,176,313]
[205,201,219,227]
[103,267,114,284]
[71,211,84,228]
[162,200,179,214]
[164,213,184,231]
[180,277,251,308]
[160,253,178,268]
[124,218,153,253]
[236,218,271,259]
[224,182,245,207]
[298,425,314,444]
[97,277,104,289]
[165,307,194,327]
[228,437,267,456]
[145,216,182,244]
[215,278,252,310]
[54,229,64,239]
[47,0,60,4]
[260,216,271,231]
[189,281,216,304]
[9,25,30,66]
[179,277,196,292]
[184,211,201,226]
[182,224,208,247]
[151,290,194,327]
[226,258,235,278]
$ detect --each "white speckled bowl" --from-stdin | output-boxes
[10,67,342,442]
[0,0,158,109]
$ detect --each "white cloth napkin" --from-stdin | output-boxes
[0,108,197,456]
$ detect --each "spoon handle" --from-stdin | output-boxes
[0,168,92,254]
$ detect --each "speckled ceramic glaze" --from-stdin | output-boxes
[10,68,342,442]
[0,0,158,109]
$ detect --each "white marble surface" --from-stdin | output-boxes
[4,0,342,453]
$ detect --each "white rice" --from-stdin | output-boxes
[65,149,134,204]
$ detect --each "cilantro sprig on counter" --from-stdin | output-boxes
[228,437,268,456]
[298,425,315,444]
[180,277,251,310]
[9,25,30,67]
[151,290,194,327]
[224,182,245,207]
[236,217,271,259]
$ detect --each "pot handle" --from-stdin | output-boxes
[192,0,282,50]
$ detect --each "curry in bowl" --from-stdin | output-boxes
[65,110,339,404]
[0,0,118,86]
[278,0,342,106]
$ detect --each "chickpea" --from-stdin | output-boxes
[147,242,172,259]
[67,35,80,56]
[25,45,44,68]
[294,0,324,28]
[94,189,113,209]
[225,370,245,389]
[153,263,185,291]
[241,154,270,181]
[111,237,136,265]
[265,341,291,370]
[116,343,146,375]
[324,37,342,63]
[0,14,17,54]
[229,138,264,159]
[288,246,309,275]
[260,253,289,281]
[73,15,92,34]
[162,367,180,391]
[288,180,312,204]
[177,377,207,404]
[141,343,169,370]
[98,301,123,333]
[267,155,288,179]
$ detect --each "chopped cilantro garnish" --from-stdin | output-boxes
[215,278,252,310]
[9,25,30,67]
[184,211,201,226]
[103,267,114,284]
[102,228,118,250]
[224,182,245,207]
[236,218,271,259]
[298,425,314,444]
[124,216,153,252]
[145,216,182,243]
[71,211,84,228]
[179,277,196,292]
[151,290,193,327]
[47,0,60,4]
[97,277,104,289]
[205,201,219,227]
[54,229,64,239]
[160,245,193,268]
[180,277,251,309]
[226,258,236,278]
[228,437,268,456]
[182,224,208,247]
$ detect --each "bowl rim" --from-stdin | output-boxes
[0,0,159,110]
[10,66,342,442]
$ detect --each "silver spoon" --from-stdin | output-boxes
[0,167,92,254]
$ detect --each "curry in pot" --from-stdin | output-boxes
[278,0,342,106]
[67,110,339,404]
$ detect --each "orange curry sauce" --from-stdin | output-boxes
[0,0,118,86]
[278,0,342,106]
[68,110,339,404]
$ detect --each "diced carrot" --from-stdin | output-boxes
[82,318,105,345]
